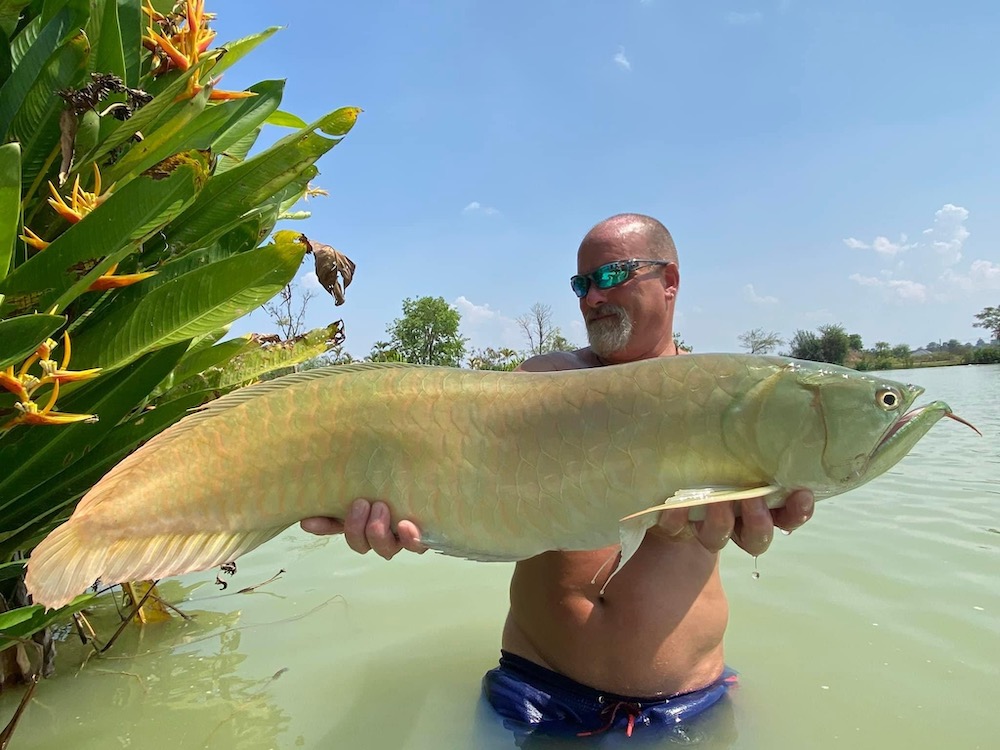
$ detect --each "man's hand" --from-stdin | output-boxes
[655,489,815,555]
[300,499,427,560]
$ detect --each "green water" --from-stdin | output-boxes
[2,365,997,749]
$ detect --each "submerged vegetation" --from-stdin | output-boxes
[0,0,359,699]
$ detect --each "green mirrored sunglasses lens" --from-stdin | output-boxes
[571,276,589,297]
[594,266,629,289]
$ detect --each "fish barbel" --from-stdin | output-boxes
[24,354,977,609]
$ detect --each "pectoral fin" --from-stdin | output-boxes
[598,514,659,595]
[619,485,781,523]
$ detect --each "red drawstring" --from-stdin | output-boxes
[576,700,644,738]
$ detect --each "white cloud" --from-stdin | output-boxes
[842,234,913,256]
[744,283,778,305]
[614,47,631,71]
[970,259,1000,288]
[848,273,881,287]
[941,259,1000,292]
[725,11,763,24]
[886,279,928,302]
[848,273,928,302]
[301,270,322,291]
[453,296,522,350]
[462,201,499,216]
[922,203,969,265]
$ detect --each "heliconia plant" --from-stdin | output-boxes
[0,0,359,688]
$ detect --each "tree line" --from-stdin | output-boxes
[737,304,1000,369]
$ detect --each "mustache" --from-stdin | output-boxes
[585,305,628,324]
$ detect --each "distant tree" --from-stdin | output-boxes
[516,303,576,355]
[817,324,851,365]
[368,340,404,362]
[674,331,691,352]
[548,332,576,352]
[789,329,822,361]
[301,347,355,370]
[848,333,863,351]
[262,280,316,339]
[891,344,912,366]
[738,328,783,354]
[381,296,467,365]
[517,303,556,355]
[973,305,1000,341]
[467,347,523,371]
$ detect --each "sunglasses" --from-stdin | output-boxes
[570,259,671,298]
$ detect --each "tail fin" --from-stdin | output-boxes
[25,520,289,610]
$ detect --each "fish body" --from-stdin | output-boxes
[24,355,965,609]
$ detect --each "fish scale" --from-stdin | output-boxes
[25,355,964,609]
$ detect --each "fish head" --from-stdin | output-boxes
[727,358,967,495]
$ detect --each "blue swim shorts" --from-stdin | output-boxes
[482,650,738,738]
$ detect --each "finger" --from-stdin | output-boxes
[299,517,346,536]
[366,501,404,560]
[771,489,815,533]
[732,497,774,556]
[693,503,735,553]
[655,508,696,540]
[343,499,373,554]
[396,520,428,554]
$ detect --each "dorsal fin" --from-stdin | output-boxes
[107,362,432,468]
[188,361,429,418]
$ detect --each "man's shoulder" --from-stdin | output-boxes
[516,348,598,373]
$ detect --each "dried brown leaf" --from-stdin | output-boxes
[58,109,78,187]
[306,238,355,306]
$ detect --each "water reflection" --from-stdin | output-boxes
[2,582,296,749]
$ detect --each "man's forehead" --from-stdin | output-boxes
[577,231,647,271]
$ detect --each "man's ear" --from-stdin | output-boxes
[663,262,680,297]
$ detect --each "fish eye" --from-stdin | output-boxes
[876,388,901,410]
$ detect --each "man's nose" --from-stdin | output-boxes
[583,284,608,307]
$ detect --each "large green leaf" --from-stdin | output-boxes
[11,29,90,195]
[0,341,188,519]
[73,54,217,170]
[0,2,82,140]
[0,142,20,279]
[195,79,284,154]
[152,334,254,397]
[100,84,211,184]
[0,1,34,37]
[116,0,141,88]
[210,27,280,78]
[88,0,126,81]
[0,312,65,369]
[213,126,259,174]
[0,151,209,318]
[0,593,94,654]
[265,110,308,129]
[163,107,361,251]
[67,231,308,371]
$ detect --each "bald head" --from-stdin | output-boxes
[580,213,678,268]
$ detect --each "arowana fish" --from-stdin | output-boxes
[24,354,978,609]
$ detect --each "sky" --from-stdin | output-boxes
[210,0,1000,358]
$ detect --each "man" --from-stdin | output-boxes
[301,213,815,738]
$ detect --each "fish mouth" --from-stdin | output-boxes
[870,401,981,466]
